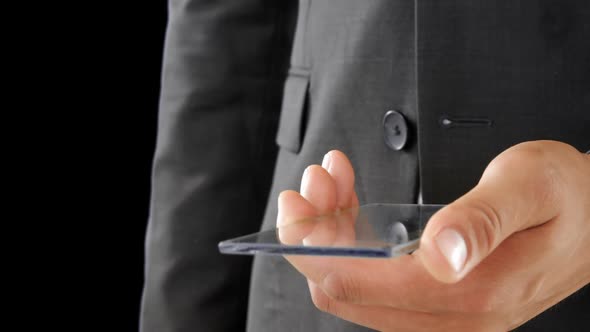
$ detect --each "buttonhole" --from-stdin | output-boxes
[439,115,493,128]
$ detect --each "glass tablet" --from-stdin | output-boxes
[218,203,444,258]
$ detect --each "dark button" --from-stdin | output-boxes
[383,110,408,151]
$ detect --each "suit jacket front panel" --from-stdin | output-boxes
[416,1,590,330]
[249,0,419,331]
[249,0,589,331]
[418,0,590,204]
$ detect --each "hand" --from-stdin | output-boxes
[278,142,590,331]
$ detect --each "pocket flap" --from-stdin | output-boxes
[276,70,310,153]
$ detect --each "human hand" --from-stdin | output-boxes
[278,142,590,331]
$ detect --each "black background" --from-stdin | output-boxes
[64,1,169,330]
[109,2,168,329]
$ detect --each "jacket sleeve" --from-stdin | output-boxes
[140,1,296,331]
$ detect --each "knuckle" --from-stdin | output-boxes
[505,140,555,159]
[309,285,336,314]
[470,199,503,255]
[445,202,502,256]
[487,141,546,174]
[321,272,362,304]
[507,143,562,203]
[483,141,563,224]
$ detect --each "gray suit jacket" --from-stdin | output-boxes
[141,0,589,331]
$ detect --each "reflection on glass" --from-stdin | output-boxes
[218,203,445,258]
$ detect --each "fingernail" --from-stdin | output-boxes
[322,152,332,172]
[435,229,467,273]
[300,167,310,194]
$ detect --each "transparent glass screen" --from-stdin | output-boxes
[218,204,444,258]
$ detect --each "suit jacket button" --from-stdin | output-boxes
[383,110,408,151]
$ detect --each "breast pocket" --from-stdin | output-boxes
[275,67,310,154]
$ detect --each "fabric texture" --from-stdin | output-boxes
[140,1,296,331]
[142,0,590,331]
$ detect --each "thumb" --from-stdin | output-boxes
[417,142,563,283]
